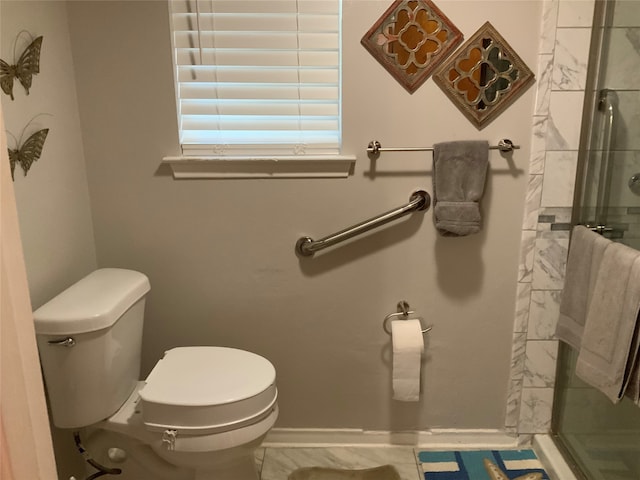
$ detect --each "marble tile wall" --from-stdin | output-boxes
[506,0,596,436]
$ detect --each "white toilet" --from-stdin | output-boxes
[33,268,278,480]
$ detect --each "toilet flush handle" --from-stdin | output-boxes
[48,337,76,347]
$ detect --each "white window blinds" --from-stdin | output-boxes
[169,0,341,156]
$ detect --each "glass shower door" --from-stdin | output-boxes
[552,1,640,479]
[575,1,640,247]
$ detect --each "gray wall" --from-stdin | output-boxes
[1,1,97,308]
[65,0,540,431]
[1,0,543,439]
[1,2,98,478]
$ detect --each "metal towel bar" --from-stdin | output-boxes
[296,190,430,257]
[367,138,519,154]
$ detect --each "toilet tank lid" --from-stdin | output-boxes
[33,268,150,335]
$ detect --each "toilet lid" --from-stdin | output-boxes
[139,346,277,433]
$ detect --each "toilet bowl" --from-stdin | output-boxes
[33,269,278,480]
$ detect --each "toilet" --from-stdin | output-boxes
[33,268,278,480]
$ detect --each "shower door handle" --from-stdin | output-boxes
[594,89,617,225]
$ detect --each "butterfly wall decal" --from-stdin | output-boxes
[0,34,43,101]
[7,128,49,180]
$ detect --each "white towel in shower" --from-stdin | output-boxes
[575,241,640,403]
[556,226,611,350]
[625,354,640,406]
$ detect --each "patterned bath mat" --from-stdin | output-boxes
[417,449,550,480]
[288,465,401,480]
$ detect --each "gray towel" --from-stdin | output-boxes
[575,242,640,403]
[432,140,489,236]
[556,226,611,350]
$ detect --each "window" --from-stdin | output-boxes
[169,0,342,157]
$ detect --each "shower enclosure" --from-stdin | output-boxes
[552,1,640,479]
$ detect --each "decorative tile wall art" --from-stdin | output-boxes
[433,22,535,129]
[361,0,463,93]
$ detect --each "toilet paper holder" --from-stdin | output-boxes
[382,300,433,336]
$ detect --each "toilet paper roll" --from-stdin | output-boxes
[391,319,424,402]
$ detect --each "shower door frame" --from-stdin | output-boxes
[551,1,640,479]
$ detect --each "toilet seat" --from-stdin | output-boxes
[99,383,279,457]
[139,347,277,435]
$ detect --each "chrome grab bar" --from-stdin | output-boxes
[296,190,430,257]
[367,138,519,154]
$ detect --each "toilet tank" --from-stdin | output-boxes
[33,268,150,429]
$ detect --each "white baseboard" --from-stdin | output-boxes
[532,435,579,480]
[263,428,520,449]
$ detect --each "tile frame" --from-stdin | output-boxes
[360,0,463,93]
[432,21,536,129]
[507,0,596,436]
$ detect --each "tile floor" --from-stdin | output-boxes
[256,447,424,480]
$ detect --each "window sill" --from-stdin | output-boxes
[161,155,356,179]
